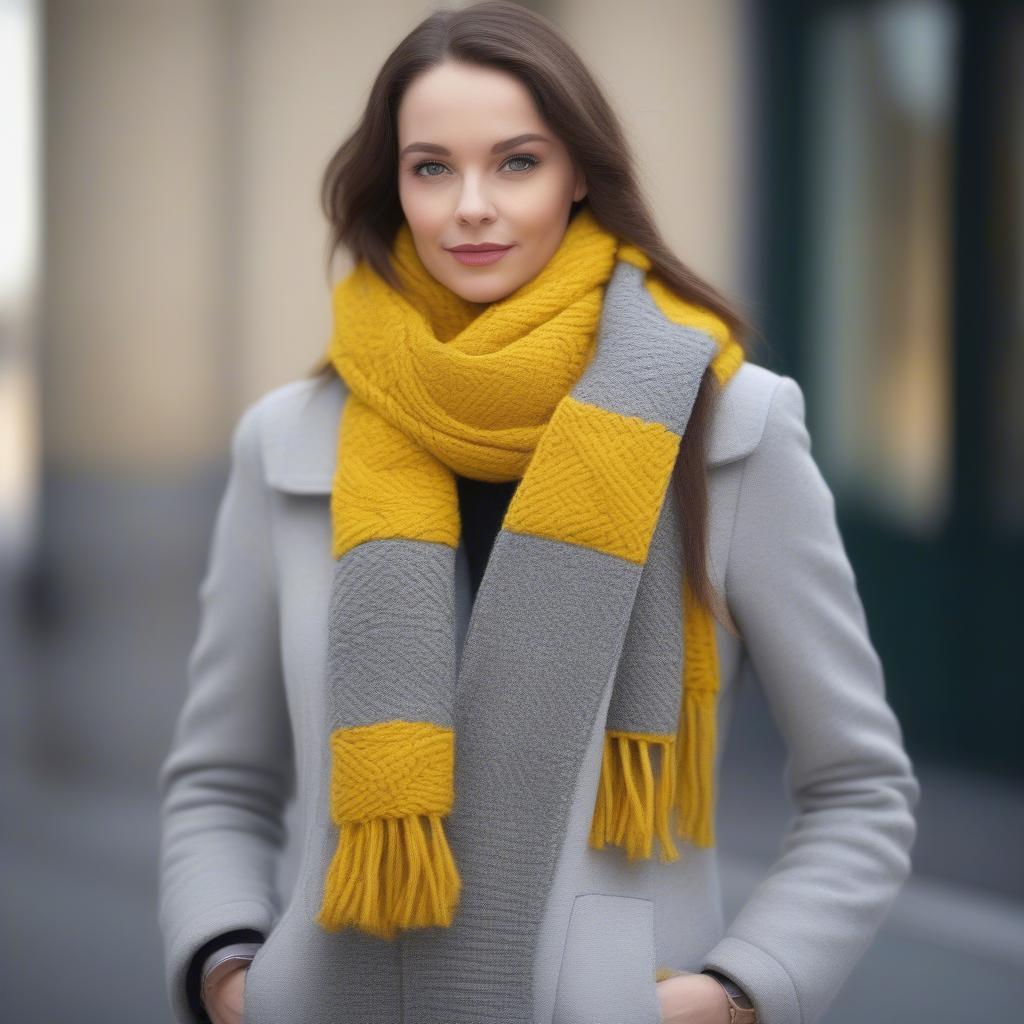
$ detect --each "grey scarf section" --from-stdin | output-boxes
[325,257,718,1023]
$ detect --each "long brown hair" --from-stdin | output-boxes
[311,0,765,634]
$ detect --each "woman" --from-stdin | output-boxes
[157,4,919,1024]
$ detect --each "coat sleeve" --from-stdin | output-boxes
[700,375,920,1024]
[156,397,294,1024]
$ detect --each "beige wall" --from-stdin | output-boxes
[555,0,749,295]
[43,0,747,472]
[45,0,228,472]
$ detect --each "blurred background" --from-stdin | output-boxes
[1,0,1021,1020]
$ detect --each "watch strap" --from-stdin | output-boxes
[701,969,758,1024]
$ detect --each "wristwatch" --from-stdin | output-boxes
[701,969,758,1024]
[200,942,261,1010]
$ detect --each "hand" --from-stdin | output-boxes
[656,972,731,1024]
[202,964,248,1024]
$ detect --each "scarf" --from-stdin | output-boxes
[315,205,745,985]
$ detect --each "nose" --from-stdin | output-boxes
[454,172,496,225]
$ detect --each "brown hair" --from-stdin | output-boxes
[311,0,766,634]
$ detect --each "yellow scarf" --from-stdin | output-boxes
[318,205,744,941]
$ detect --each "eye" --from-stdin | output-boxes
[502,153,539,172]
[409,153,540,178]
[411,160,447,178]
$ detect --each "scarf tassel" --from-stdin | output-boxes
[589,732,680,862]
[588,584,720,860]
[315,813,462,940]
[675,580,720,849]
[674,687,717,848]
[315,722,462,938]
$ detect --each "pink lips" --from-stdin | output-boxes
[446,245,514,267]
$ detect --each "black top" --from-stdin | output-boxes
[455,473,519,600]
[185,474,518,1018]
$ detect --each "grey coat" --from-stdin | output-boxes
[157,362,919,1024]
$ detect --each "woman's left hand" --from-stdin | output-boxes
[655,972,732,1024]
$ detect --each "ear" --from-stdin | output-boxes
[574,172,588,203]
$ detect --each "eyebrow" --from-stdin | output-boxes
[399,132,551,160]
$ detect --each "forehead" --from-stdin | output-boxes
[397,62,543,142]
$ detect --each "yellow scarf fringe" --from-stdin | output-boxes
[589,579,720,863]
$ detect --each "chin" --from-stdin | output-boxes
[445,275,518,305]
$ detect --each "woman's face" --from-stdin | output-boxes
[396,60,588,304]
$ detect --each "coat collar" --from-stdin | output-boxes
[261,361,775,495]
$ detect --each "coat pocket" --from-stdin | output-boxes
[551,893,661,1024]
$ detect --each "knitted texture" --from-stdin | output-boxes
[317,205,744,948]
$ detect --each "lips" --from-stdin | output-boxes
[447,244,513,252]
[446,244,515,267]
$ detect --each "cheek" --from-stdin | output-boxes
[513,178,577,233]
[400,183,445,234]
